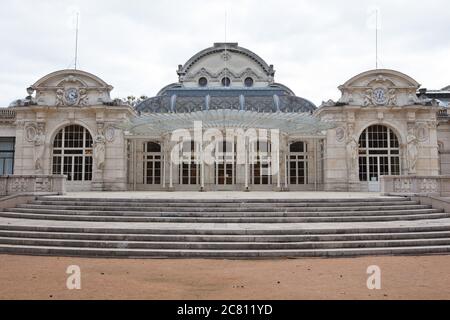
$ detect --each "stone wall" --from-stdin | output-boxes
[381,175,450,196]
[0,175,66,196]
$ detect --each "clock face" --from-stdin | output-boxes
[373,88,387,105]
[64,88,79,105]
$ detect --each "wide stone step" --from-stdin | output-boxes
[1,244,450,258]
[1,211,449,223]
[29,200,419,209]
[2,223,450,235]
[2,229,450,242]
[1,236,450,250]
[37,197,412,204]
[18,203,428,213]
[6,207,441,217]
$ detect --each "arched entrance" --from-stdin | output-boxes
[358,125,401,190]
[288,141,308,185]
[52,125,93,191]
[143,142,162,185]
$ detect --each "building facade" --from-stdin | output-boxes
[1,43,447,192]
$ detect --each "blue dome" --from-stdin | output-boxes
[136,87,316,114]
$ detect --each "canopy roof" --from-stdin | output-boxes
[120,109,334,137]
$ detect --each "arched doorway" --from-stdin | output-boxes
[358,125,401,187]
[143,142,162,185]
[288,141,308,185]
[52,125,93,190]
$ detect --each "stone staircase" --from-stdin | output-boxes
[0,196,450,258]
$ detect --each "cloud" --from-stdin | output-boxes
[1,0,449,107]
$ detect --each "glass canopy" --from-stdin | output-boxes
[120,109,335,136]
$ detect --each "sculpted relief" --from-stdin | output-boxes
[346,124,359,180]
[407,127,419,174]
[94,124,106,170]
[25,122,46,172]
[29,70,113,107]
[363,87,398,107]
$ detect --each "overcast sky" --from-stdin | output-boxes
[1,0,449,107]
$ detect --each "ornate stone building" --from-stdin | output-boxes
[0,43,446,192]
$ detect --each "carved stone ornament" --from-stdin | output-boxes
[79,88,89,106]
[335,127,346,143]
[25,123,38,142]
[416,124,429,142]
[221,52,232,61]
[105,125,116,143]
[94,124,106,170]
[406,127,419,174]
[420,179,439,194]
[56,89,65,106]
[185,67,263,82]
[33,123,46,172]
[363,88,397,107]
[394,178,412,193]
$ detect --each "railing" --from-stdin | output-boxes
[0,109,16,121]
[381,175,450,196]
[0,175,66,196]
[438,109,449,119]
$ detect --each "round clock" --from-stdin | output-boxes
[64,88,79,105]
[372,88,387,105]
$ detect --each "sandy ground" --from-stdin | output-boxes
[1,255,450,300]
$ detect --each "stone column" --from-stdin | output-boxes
[169,140,174,190]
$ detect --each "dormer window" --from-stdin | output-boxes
[221,77,231,87]
[198,77,208,87]
[244,77,254,87]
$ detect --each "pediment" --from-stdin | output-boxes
[337,69,422,107]
[30,69,113,107]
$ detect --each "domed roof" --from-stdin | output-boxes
[136,87,316,114]
[137,43,315,114]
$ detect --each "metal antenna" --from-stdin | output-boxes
[74,12,79,70]
[375,9,378,69]
[224,7,228,87]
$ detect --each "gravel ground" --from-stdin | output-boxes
[1,254,450,300]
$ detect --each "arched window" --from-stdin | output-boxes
[143,142,162,185]
[221,77,231,87]
[52,125,93,181]
[288,142,308,185]
[198,77,208,87]
[359,125,400,182]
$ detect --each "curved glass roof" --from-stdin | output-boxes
[120,109,334,136]
[135,87,316,114]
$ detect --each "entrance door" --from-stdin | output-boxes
[358,125,401,192]
[250,141,272,185]
[52,125,93,192]
[215,141,236,186]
